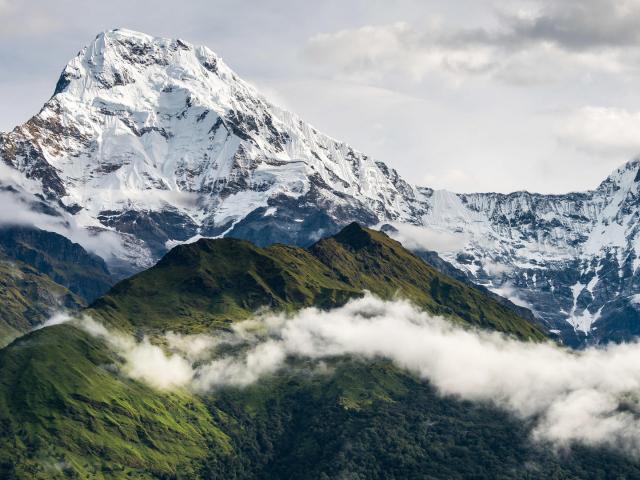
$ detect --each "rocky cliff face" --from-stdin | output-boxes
[3,28,640,344]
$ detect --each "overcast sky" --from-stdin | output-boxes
[2,0,640,193]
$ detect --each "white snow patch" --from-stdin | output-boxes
[263,207,277,217]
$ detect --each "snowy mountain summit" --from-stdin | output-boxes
[0,28,425,264]
[3,28,640,344]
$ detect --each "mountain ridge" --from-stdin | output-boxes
[89,222,545,341]
[2,28,640,344]
[0,225,114,344]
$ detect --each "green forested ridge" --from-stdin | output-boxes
[2,333,639,479]
[89,222,544,341]
[204,358,640,479]
[0,224,637,478]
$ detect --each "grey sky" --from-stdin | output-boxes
[2,0,640,193]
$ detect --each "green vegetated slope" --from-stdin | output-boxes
[205,358,640,480]
[0,325,230,479]
[0,226,114,344]
[0,253,83,347]
[90,223,544,341]
[2,333,639,479]
[1,224,638,478]
[0,227,113,301]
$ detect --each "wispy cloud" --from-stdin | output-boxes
[382,222,469,253]
[32,312,73,331]
[0,163,145,265]
[76,294,640,456]
[500,0,640,50]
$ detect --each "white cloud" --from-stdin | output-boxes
[164,331,219,362]
[194,340,286,389]
[78,294,640,456]
[304,21,497,85]
[0,188,125,261]
[123,339,194,390]
[79,317,195,390]
[502,0,640,50]
[304,1,640,86]
[32,312,73,330]
[306,23,628,86]
[490,283,531,309]
[482,260,513,276]
[382,222,468,253]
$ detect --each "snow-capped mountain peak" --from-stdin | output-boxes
[4,28,640,345]
[1,29,425,269]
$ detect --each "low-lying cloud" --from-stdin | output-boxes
[80,317,195,390]
[490,283,532,309]
[75,294,640,456]
[0,164,148,266]
[381,222,469,254]
[33,312,73,331]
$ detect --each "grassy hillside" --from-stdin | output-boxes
[90,237,359,333]
[90,223,544,340]
[310,223,544,337]
[0,325,230,479]
[1,329,639,478]
[0,253,83,347]
[0,226,115,345]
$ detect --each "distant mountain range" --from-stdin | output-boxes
[3,28,640,344]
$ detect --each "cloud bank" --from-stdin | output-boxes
[489,283,532,309]
[80,317,195,390]
[304,0,640,85]
[74,294,640,456]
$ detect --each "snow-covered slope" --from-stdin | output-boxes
[0,28,426,272]
[388,160,640,345]
[3,28,640,344]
